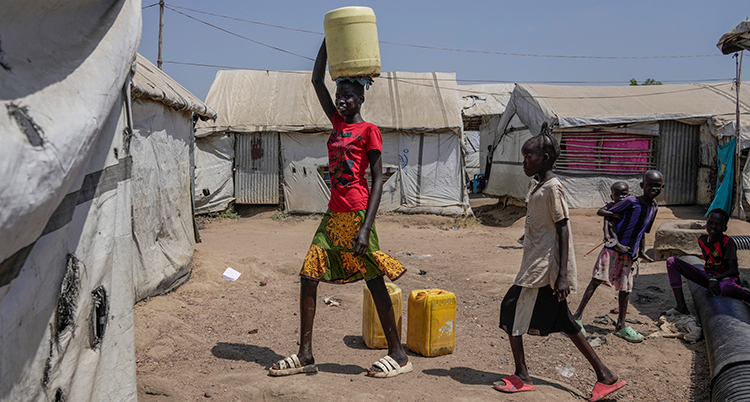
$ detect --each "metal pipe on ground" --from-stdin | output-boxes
[684,255,750,401]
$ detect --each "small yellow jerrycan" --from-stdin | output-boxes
[362,282,402,349]
[323,6,381,80]
[407,289,457,357]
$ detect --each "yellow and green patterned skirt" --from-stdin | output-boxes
[300,210,406,284]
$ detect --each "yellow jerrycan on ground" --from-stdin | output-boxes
[407,289,457,357]
[324,6,381,80]
[362,282,402,349]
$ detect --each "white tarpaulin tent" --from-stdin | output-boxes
[130,53,216,301]
[0,1,141,401]
[460,84,515,178]
[486,83,750,208]
[196,70,470,215]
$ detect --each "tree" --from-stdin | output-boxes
[630,78,662,86]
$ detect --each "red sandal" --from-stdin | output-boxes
[589,380,626,401]
[493,374,536,393]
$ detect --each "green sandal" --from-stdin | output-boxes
[575,319,587,337]
[614,326,643,343]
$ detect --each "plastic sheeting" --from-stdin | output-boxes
[196,69,469,215]
[195,133,235,214]
[1,1,141,401]
[717,19,750,55]
[131,54,216,120]
[130,100,195,301]
[460,84,515,117]
[196,70,463,135]
[280,133,331,213]
[485,83,750,207]
[707,139,736,214]
[484,128,533,200]
[280,131,466,215]
[464,131,481,178]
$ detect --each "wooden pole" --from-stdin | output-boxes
[734,51,744,218]
[157,0,164,69]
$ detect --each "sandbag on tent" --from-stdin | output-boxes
[0,1,141,401]
[130,54,216,301]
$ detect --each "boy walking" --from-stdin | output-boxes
[573,170,664,343]
[497,128,625,401]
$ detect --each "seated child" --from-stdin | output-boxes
[598,182,630,253]
[666,208,750,314]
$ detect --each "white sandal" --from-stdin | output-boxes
[268,354,317,376]
[366,355,413,378]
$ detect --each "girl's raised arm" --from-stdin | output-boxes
[312,39,336,121]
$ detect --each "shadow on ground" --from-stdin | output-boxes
[234,204,280,218]
[472,203,526,228]
[422,367,585,398]
[212,342,284,368]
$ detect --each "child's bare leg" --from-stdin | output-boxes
[671,287,690,314]
[615,291,629,331]
[568,331,618,385]
[366,276,408,371]
[296,277,318,366]
[573,278,603,321]
[507,335,532,384]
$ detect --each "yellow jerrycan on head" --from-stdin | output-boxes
[324,6,381,80]
[407,289,457,357]
[362,282,402,349]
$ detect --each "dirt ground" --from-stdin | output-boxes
[135,196,750,402]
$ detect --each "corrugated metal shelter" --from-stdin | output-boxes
[485,83,750,208]
[130,53,216,301]
[196,70,470,215]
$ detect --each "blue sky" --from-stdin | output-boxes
[138,1,747,100]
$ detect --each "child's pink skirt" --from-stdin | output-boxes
[592,247,634,292]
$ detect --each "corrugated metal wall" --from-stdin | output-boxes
[235,132,279,204]
[656,121,700,205]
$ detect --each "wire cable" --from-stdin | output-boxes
[163,3,721,60]
[166,4,323,35]
[164,5,314,61]
[162,60,734,99]
[142,2,159,9]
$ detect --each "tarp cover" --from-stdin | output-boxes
[460,84,515,117]
[194,133,236,214]
[132,54,217,120]
[502,83,750,148]
[717,20,750,54]
[0,1,141,401]
[196,70,469,215]
[460,84,515,174]
[130,53,215,300]
[196,70,463,136]
[130,99,195,301]
[485,83,750,207]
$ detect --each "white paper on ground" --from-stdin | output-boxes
[223,267,241,281]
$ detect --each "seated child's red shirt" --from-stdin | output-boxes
[327,112,382,212]
[699,234,737,277]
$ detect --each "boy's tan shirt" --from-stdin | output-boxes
[515,177,578,291]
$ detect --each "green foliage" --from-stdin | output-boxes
[216,207,240,219]
[630,78,662,86]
